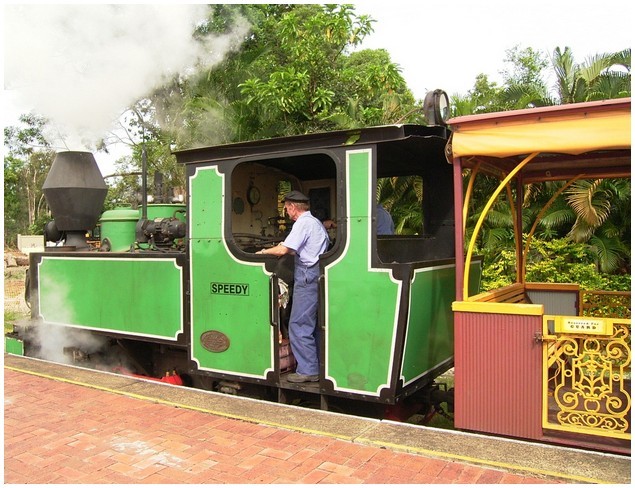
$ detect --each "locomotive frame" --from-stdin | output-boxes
[20,122,479,419]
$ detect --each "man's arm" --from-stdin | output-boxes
[256,243,293,256]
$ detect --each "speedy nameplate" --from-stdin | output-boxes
[210,282,250,296]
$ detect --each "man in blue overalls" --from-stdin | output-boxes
[256,191,330,383]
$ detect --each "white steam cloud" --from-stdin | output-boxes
[4,4,250,150]
[27,280,131,370]
[33,322,108,366]
[28,280,106,365]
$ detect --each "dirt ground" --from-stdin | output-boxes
[4,250,30,317]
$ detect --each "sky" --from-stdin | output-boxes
[356,0,633,100]
[2,1,633,175]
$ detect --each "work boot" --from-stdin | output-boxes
[287,373,319,383]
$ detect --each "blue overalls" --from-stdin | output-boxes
[282,212,330,376]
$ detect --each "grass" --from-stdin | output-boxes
[4,310,28,334]
[4,262,30,333]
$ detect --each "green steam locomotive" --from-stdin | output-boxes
[15,94,481,419]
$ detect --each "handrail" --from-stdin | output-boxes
[462,160,482,235]
[580,290,631,319]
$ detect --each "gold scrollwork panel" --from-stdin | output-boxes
[544,321,631,440]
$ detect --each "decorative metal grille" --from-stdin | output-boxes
[545,319,631,440]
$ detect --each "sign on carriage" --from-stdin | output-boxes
[547,315,614,336]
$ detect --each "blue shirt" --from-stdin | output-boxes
[282,211,330,267]
[377,204,395,235]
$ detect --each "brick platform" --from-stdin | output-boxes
[4,368,558,484]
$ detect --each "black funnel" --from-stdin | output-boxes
[43,151,107,248]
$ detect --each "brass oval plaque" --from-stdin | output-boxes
[200,330,230,353]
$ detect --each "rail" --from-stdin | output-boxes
[580,290,631,319]
[452,282,542,315]
[468,282,528,303]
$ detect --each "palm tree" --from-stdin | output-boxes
[547,47,631,272]
[524,178,630,273]
[565,179,630,273]
[551,47,631,103]
[458,47,631,279]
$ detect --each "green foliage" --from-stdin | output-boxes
[3,115,54,245]
[501,46,549,86]
[378,176,423,235]
[237,4,396,136]
[332,48,416,126]
[480,237,630,292]
[466,166,630,283]
[451,74,502,115]
[563,179,631,273]
[108,2,418,197]
[4,157,28,246]
[553,47,631,103]
[497,46,551,109]
[452,45,630,118]
[178,4,415,142]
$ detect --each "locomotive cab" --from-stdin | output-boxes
[176,123,479,414]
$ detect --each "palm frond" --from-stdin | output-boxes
[588,235,626,273]
[551,46,578,102]
[610,48,631,70]
[481,227,514,250]
[566,179,611,227]
[567,216,595,243]
[579,53,614,82]
[538,207,576,229]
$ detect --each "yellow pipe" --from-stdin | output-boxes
[463,152,539,299]
[504,183,518,281]
[462,161,482,235]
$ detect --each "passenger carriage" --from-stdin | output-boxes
[448,98,631,453]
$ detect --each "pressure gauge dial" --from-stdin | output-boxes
[247,186,260,205]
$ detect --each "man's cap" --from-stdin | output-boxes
[283,190,309,202]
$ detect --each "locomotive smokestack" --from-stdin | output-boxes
[42,151,108,250]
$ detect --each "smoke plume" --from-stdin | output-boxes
[3,4,250,150]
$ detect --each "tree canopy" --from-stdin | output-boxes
[3,5,630,289]
[4,114,54,246]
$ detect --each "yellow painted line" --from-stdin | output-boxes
[5,364,622,485]
[4,365,354,441]
[356,438,614,485]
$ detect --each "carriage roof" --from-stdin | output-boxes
[447,97,631,183]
